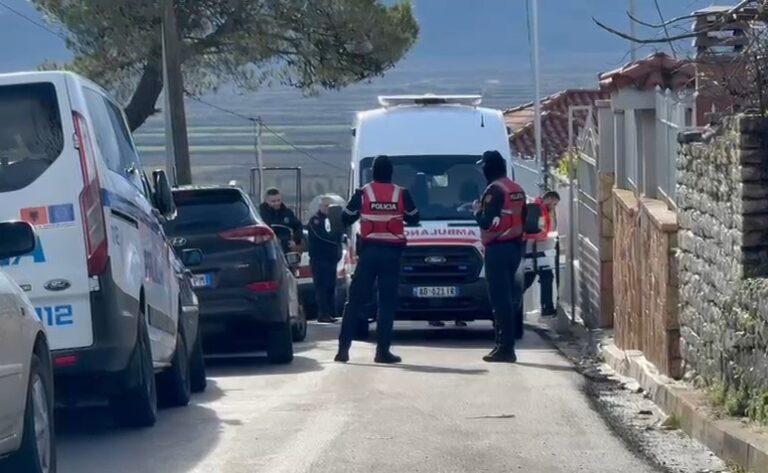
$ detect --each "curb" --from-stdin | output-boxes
[602,342,768,473]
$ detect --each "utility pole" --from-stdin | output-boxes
[161,0,192,186]
[629,0,637,61]
[254,118,265,200]
[530,0,545,190]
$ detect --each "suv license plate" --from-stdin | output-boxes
[191,273,213,288]
[413,287,458,298]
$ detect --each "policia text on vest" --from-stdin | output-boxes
[334,156,420,365]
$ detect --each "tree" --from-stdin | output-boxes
[36,0,419,130]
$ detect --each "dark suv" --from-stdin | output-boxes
[163,186,305,364]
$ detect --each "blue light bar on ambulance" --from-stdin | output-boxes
[377,94,483,108]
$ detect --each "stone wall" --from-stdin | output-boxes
[598,172,615,327]
[677,115,768,391]
[613,189,682,378]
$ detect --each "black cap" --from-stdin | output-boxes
[476,150,506,166]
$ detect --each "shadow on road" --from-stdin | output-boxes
[514,361,575,373]
[346,362,488,376]
[205,354,324,378]
[56,380,226,473]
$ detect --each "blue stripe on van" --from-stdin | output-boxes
[101,189,162,233]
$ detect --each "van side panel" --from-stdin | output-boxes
[0,74,93,350]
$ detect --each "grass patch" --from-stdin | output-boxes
[661,414,681,430]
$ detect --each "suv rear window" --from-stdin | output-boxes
[0,82,64,193]
[165,189,258,234]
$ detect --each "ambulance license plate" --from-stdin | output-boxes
[191,273,213,288]
[413,286,458,298]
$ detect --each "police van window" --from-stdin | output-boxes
[164,189,258,235]
[104,100,140,173]
[359,155,485,221]
[0,82,64,193]
[83,88,123,174]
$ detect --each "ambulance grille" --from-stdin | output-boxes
[400,246,482,284]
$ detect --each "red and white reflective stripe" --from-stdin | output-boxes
[363,184,377,202]
[391,185,402,203]
[362,214,404,222]
[365,232,404,240]
[363,184,401,204]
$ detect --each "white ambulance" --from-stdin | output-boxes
[347,95,557,330]
[0,71,201,428]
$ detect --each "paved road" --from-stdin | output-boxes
[57,322,658,473]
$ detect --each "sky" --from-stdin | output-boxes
[0,0,720,74]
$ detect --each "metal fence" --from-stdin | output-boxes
[655,88,692,203]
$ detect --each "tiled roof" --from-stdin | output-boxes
[504,89,608,160]
[599,52,695,92]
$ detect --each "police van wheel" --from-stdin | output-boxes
[353,319,370,341]
[157,324,191,408]
[111,317,157,428]
[189,331,207,394]
[267,321,294,364]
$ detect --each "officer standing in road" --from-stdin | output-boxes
[259,187,304,253]
[335,155,420,364]
[474,150,527,363]
[308,196,343,324]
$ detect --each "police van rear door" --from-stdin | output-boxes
[0,74,93,351]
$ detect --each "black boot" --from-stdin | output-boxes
[374,351,402,364]
[483,348,517,363]
[318,315,337,324]
[334,349,349,363]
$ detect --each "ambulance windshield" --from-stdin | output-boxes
[359,155,486,221]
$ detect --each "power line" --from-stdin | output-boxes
[185,94,347,173]
[653,0,678,58]
[259,121,347,172]
[0,0,70,43]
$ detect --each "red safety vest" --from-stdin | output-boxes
[480,177,525,246]
[360,182,406,244]
[524,197,553,242]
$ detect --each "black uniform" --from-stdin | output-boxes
[259,202,303,253]
[307,211,343,320]
[474,151,527,363]
[335,156,420,364]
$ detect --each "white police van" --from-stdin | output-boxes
[0,71,197,428]
[347,95,557,332]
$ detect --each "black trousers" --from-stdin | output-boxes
[524,269,555,311]
[311,259,338,318]
[484,241,524,351]
[338,244,403,354]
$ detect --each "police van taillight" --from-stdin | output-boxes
[73,112,108,276]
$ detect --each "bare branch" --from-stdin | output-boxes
[627,10,699,29]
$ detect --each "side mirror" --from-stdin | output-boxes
[152,169,177,220]
[180,248,203,267]
[285,251,301,270]
[0,221,36,260]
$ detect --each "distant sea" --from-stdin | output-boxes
[134,66,601,214]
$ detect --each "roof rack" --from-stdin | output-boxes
[377,94,482,108]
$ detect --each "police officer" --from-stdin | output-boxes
[524,191,560,317]
[308,196,343,324]
[259,187,303,253]
[335,155,420,364]
[474,150,527,363]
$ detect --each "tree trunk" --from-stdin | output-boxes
[125,54,163,131]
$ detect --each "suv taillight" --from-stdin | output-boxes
[218,225,275,245]
[73,112,108,276]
